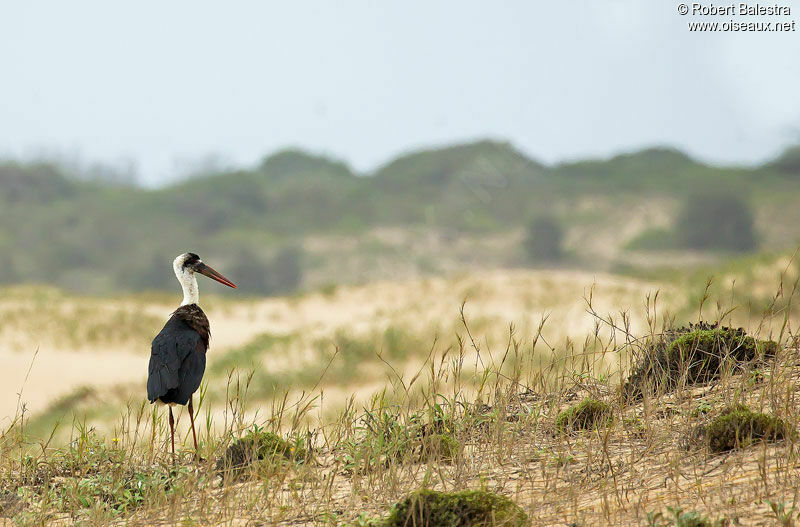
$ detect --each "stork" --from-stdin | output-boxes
[147,252,236,460]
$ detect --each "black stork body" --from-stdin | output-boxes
[147,252,236,459]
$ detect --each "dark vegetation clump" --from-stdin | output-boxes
[419,433,459,462]
[216,427,307,479]
[524,215,564,262]
[623,322,778,401]
[227,246,304,296]
[675,192,757,252]
[383,489,529,527]
[702,405,793,453]
[554,398,612,433]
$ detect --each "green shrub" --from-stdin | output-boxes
[624,227,678,251]
[524,215,563,262]
[675,192,757,252]
[216,427,307,479]
[268,246,304,294]
[704,405,793,453]
[555,398,612,432]
[384,489,528,527]
[420,433,459,462]
[227,246,304,296]
[337,400,462,473]
[624,322,778,400]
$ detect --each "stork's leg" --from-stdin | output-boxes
[188,396,199,458]
[168,406,176,463]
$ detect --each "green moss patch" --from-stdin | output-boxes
[555,398,612,433]
[624,322,778,400]
[384,489,528,527]
[216,428,307,479]
[703,405,793,453]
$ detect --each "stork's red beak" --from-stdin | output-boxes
[195,262,237,288]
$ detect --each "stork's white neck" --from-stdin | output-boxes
[174,261,200,306]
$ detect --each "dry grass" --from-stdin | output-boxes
[2,294,799,526]
[3,257,800,526]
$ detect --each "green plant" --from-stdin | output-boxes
[624,227,678,251]
[766,500,796,527]
[524,215,564,262]
[692,401,713,417]
[676,191,757,252]
[336,396,463,473]
[419,433,459,463]
[647,507,727,526]
[3,426,188,521]
[227,246,304,296]
[551,453,575,467]
[704,405,793,453]
[216,425,308,479]
[554,398,612,432]
[624,322,778,400]
[383,489,528,527]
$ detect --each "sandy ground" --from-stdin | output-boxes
[0,348,144,426]
[0,269,674,424]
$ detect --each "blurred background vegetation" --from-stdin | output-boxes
[2,140,799,296]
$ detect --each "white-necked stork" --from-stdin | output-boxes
[147,252,236,459]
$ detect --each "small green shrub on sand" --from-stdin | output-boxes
[624,322,778,400]
[555,398,612,433]
[216,427,307,478]
[384,489,528,527]
[704,405,793,453]
[338,400,463,473]
[420,433,459,462]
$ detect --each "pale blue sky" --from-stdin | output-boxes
[1,1,799,185]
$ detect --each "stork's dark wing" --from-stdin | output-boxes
[147,314,207,405]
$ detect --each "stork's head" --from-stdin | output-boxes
[173,252,237,289]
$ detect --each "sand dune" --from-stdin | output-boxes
[0,270,673,423]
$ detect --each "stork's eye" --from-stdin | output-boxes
[183,253,201,269]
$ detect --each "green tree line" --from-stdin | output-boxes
[0,141,797,293]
